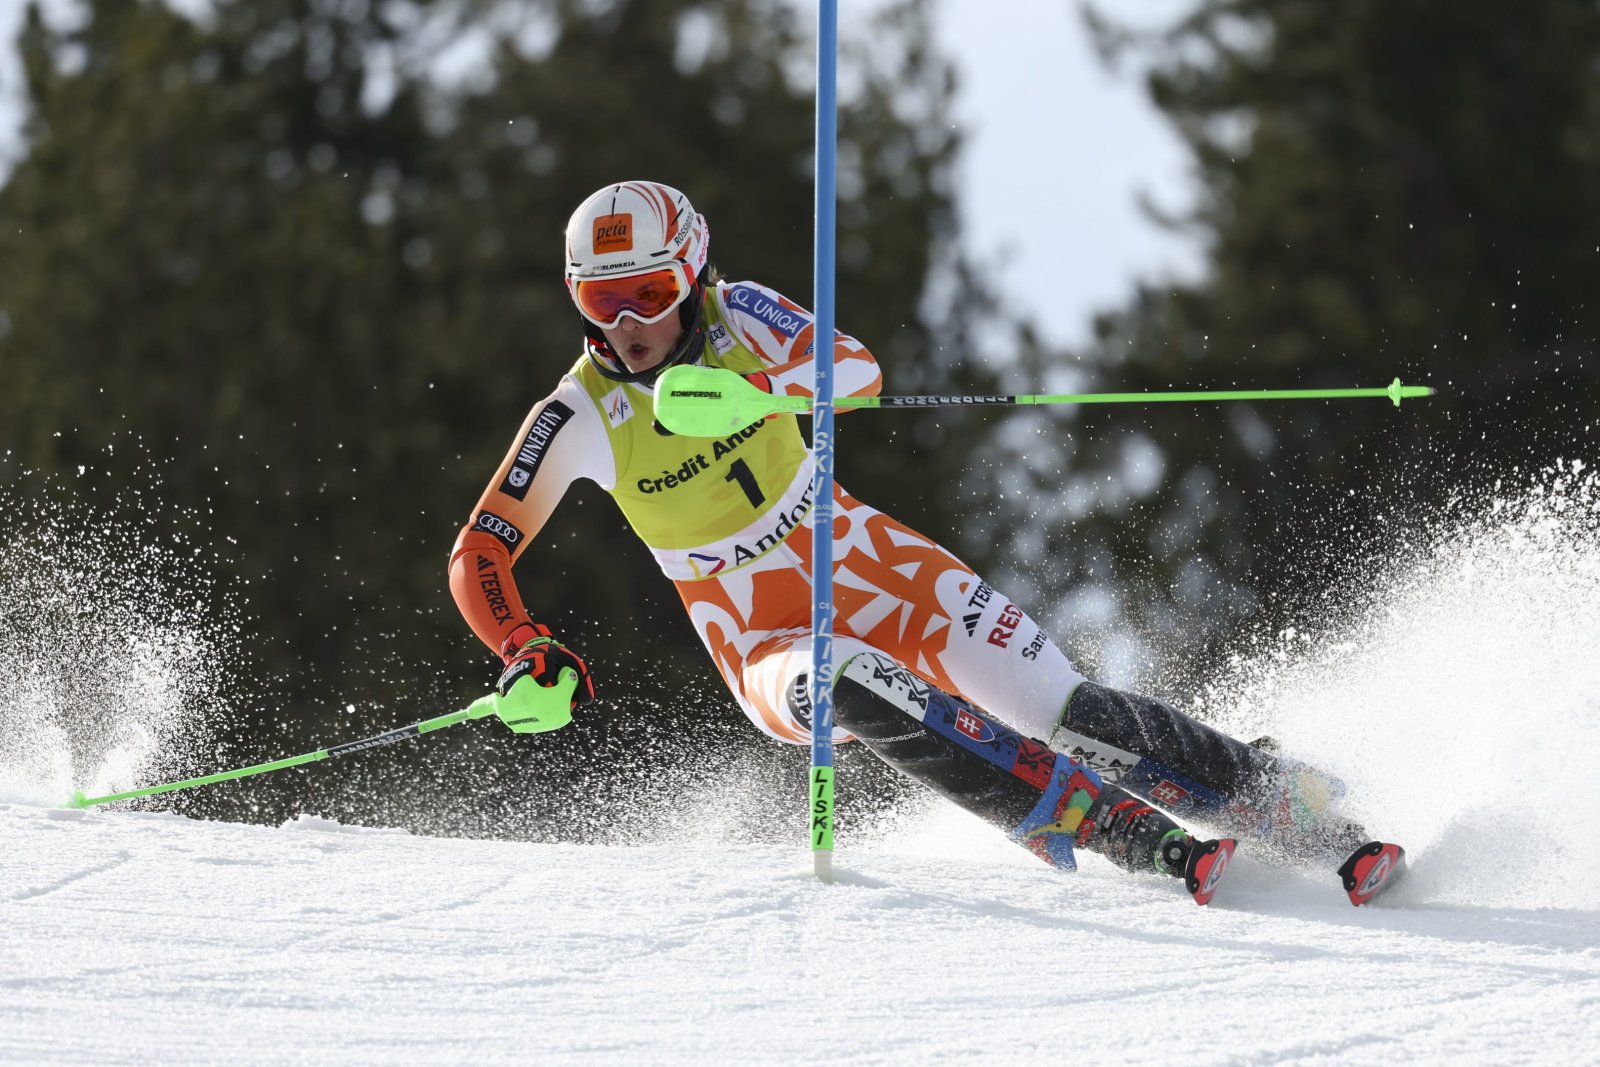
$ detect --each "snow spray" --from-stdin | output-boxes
[0,465,237,806]
[1195,460,1600,909]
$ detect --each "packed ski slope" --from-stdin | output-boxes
[4,465,1600,1065]
[5,801,1598,1066]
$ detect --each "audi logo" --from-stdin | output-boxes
[477,514,520,542]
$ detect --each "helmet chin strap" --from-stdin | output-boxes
[583,278,707,385]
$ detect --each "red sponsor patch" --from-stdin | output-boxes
[988,601,1022,648]
[592,213,632,253]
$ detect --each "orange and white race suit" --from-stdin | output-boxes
[448,280,1090,746]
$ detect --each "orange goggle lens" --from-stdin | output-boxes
[572,268,688,328]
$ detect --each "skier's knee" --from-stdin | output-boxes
[1061,680,1274,797]
[832,653,937,741]
[782,652,937,740]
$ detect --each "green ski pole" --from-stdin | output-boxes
[654,364,1438,438]
[62,670,579,810]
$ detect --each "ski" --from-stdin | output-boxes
[1184,837,1237,906]
[1338,841,1407,906]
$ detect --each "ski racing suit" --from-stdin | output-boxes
[448,280,1366,872]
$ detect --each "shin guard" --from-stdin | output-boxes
[830,653,1199,879]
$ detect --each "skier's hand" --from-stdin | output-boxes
[498,629,596,709]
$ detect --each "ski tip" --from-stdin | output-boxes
[1185,837,1238,906]
[1338,841,1407,906]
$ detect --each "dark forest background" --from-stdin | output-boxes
[2,0,1596,838]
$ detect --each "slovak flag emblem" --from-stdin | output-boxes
[955,709,988,741]
[1151,780,1190,806]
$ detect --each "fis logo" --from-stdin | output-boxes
[602,387,635,428]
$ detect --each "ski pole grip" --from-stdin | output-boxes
[493,668,578,734]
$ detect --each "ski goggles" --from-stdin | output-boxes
[570,264,694,329]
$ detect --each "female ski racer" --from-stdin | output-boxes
[448,180,1401,905]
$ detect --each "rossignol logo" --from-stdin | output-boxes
[499,401,573,501]
[475,510,523,550]
[726,284,808,338]
[1201,846,1230,895]
[1358,853,1393,897]
[593,213,632,254]
[670,209,693,246]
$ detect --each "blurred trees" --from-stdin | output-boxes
[989,0,1600,683]
[9,0,1596,827]
[0,0,996,828]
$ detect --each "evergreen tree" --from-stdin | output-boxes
[992,0,1600,680]
[0,0,1001,828]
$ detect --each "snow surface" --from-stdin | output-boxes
[5,802,1599,1066]
[5,466,1600,1064]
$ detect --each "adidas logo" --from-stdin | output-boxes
[963,612,982,637]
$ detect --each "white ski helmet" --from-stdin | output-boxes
[564,181,710,383]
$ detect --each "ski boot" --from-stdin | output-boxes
[1337,841,1407,905]
[828,653,1235,905]
[1242,744,1406,905]
[1009,764,1236,905]
[1077,785,1237,906]
[1059,685,1374,865]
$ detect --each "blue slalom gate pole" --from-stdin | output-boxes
[809,0,838,882]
